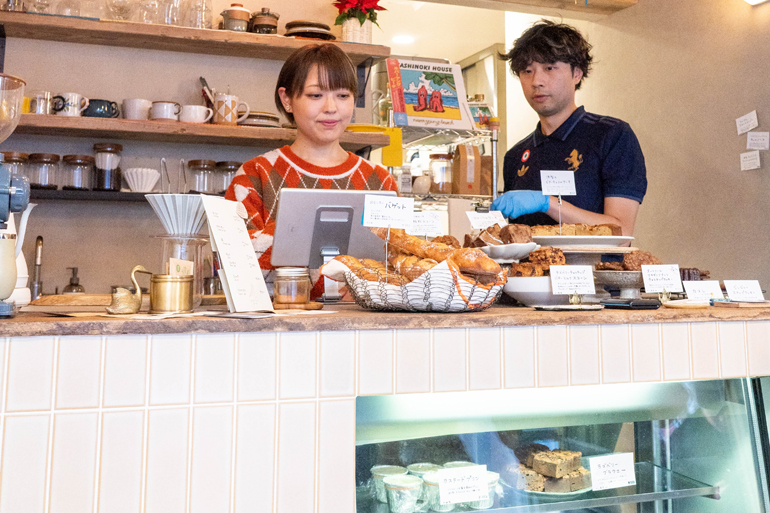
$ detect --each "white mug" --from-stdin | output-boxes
[150,101,181,121]
[52,92,89,117]
[179,104,214,124]
[214,93,249,125]
[123,98,153,120]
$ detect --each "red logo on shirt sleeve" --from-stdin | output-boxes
[522,150,530,162]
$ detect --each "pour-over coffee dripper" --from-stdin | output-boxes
[0,74,30,318]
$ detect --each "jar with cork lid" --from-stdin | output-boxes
[93,142,122,191]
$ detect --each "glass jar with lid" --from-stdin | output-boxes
[429,153,453,194]
[188,160,217,193]
[93,142,122,191]
[61,154,94,190]
[28,153,60,189]
[215,161,241,194]
[249,7,279,33]
[1,152,28,178]
[273,267,311,305]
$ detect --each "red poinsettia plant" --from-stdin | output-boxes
[333,0,385,27]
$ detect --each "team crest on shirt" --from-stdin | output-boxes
[521,150,530,162]
[565,149,583,171]
[517,165,529,177]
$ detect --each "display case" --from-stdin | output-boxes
[356,379,766,512]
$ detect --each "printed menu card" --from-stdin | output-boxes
[201,195,273,313]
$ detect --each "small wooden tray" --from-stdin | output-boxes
[272,302,324,310]
[712,300,770,308]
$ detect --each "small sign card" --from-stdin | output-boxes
[747,131,770,150]
[549,265,595,295]
[724,280,765,302]
[589,453,636,491]
[737,110,759,135]
[362,195,414,230]
[641,264,683,293]
[683,280,724,300]
[466,210,505,230]
[741,150,761,171]
[408,211,445,237]
[168,258,193,276]
[541,170,577,196]
[201,195,273,313]
[437,465,488,506]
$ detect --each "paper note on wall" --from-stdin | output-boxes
[747,131,770,150]
[737,110,759,135]
[741,150,761,171]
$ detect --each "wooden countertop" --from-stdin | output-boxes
[3,304,770,337]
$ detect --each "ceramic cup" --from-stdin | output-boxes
[83,99,120,118]
[150,101,181,121]
[179,104,214,124]
[52,92,89,117]
[213,93,249,125]
[122,98,152,120]
[28,91,52,115]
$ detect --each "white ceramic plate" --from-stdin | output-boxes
[479,242,540,263]
[515,486,593,497]
[533,304,604,311]
[532,235,634,247]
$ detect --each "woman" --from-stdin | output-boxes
[226,44,398,277]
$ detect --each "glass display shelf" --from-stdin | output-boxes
[401,126,491,148]
[356,462,719,513]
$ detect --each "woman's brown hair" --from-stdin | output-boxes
[275,44,358,123]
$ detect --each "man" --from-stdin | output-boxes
[491,20,646,236]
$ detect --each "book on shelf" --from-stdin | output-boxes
[385,58,474,131]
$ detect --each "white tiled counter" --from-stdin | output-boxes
[1,308,770,512]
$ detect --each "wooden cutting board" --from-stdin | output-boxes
[712,300,770,308]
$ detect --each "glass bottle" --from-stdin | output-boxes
[185,0,211,28]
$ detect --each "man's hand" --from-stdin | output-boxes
[491,190,550,219]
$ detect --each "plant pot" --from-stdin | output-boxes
[341,17,372,44]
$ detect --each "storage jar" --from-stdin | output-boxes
[1,152,27,178]
[27,153,59,189]
[93,142,122,191]
[429,153,453,194]
[215,160,241,194]
[188,159,217,194]
[61,154,94,190]
[273,267,311,304]
[249,7,278,33]
[221,3,250,31]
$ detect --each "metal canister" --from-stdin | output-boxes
[149,274,194,313]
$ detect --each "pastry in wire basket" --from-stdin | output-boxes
[320,229,507,312]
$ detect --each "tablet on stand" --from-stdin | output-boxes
[271,189,397,302]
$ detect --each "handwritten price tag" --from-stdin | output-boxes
[724,280,764,302]
[437,465,488,505]
[683,280,723,300]
[748,131,770,150]
[549,265,595,295]
[466,211,505,230]
[362,195,414,230]
[737,110,759,135]
[408,211,445,237]
[641,264,683,293]
[589,453,636,491]
[168,258,193,276]
[540,170,576,196]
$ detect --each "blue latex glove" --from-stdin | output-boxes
[490,190,550,219]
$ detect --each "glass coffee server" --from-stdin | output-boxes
[356,379,770,512]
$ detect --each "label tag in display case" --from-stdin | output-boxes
[363,194,414,230]
[724,280,765,302]
[589,452,636,491]
[437,465,488,505]
[641,264,683,293]
[540,170,576,196]
[407,211,444,237]
[549,265,595,295]
[466,210,505,230]
[683,280,723,300]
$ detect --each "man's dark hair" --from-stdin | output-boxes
[501,20,593,90]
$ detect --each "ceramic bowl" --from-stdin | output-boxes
[503,276,569,306]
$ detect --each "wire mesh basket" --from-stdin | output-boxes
[322,258,505,312]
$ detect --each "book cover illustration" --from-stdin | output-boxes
[468,102,494,129]
[386,58,474,130]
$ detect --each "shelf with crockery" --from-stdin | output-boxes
[0,12,390,67]
[14,114,390,151]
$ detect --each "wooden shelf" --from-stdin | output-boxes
[0,12,390,66]
[14,114,391,151]
[29,189,150,201]
[443,0,637,15]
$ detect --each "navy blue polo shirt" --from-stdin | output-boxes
[502,106,647,226]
